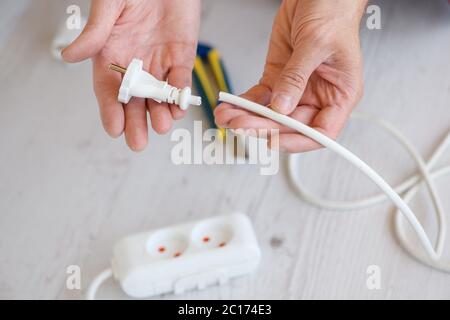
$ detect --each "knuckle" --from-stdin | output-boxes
[280,68,307,91]
[292,22,334,49]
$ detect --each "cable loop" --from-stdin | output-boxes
[288,112,450,272]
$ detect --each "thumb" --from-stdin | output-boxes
[270,45,326,115]
[62,0,123,63]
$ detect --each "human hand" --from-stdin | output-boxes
[215,0,367,153]
[62,0,201,151]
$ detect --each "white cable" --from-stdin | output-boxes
[289,113,450,272]
[86,268,113,300]
[218,92,450,271]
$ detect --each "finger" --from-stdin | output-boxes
[146,64,173,134]
[275,105,351,153]
[275,133,323,153]
[228,115,289,133]
[147,100,173,134]
[62,0,123,62]
[167,66,192,120]
[270,45,328,115]
[227,104,318,135]
[124,98,148,152]
[214,105,250,128]
[92,57,125,138]
[214,84,271,127]
[240,84,272,106]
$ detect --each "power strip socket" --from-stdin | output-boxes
[111,213,261,298]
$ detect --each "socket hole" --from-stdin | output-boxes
[147,231,188,259]
[192,221,233,249]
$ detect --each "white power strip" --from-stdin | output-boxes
[87,213,261,299]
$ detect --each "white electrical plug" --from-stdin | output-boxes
[110,59,202,110]
[87,213,261,299]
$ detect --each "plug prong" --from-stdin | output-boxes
[109,63,127,74]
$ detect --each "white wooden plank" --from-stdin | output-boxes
[0,0,449,299]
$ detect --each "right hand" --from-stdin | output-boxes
[62,0,201,151]
[215,0,366,153]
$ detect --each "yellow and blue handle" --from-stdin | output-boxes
[193,43,233,140]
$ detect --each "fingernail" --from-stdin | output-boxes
[272,94,292,114]
[60,47,68,60]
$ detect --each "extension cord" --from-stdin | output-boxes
[87,213,261,299]
[218,92,450,272]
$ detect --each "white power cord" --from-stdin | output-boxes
[86,268,113,300]
[219,92,450,272]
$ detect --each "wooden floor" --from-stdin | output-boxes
[0,0,449,299]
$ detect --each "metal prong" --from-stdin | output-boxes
[109,63,127,74]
